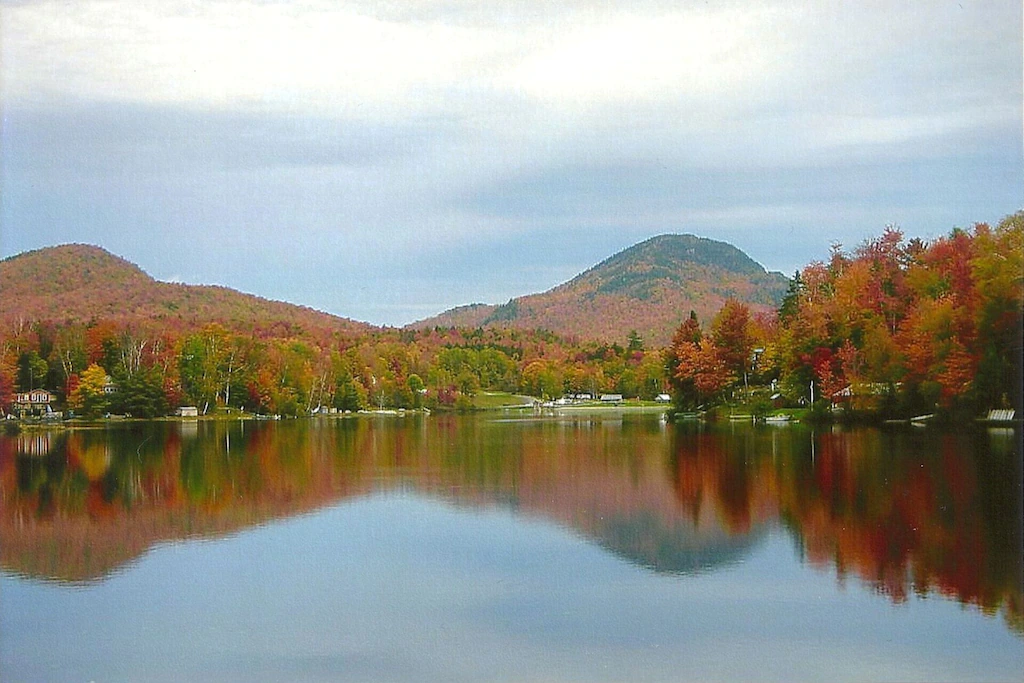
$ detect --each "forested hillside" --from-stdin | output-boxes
[412,234,788,345]
[0,244,373,339]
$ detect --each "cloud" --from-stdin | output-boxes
[503,7,793,105]
[2,0,507,116]
[2,102,456,177]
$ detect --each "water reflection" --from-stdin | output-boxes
[1,417,1020,634]
[670,423,1023,634]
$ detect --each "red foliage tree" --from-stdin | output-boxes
[674,339,734,402]
[711,299,753,381]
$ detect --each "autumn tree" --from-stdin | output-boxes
[274,340,318,415]
[179,328,225,412]
[666,312,701,378]
[220,334,259,409]
[667,312,734,410]
[521,360,562,399]
[665,312,704,409]
[52,324,88,393]
[0,361,15,414]
[711,299,753,386]
[773,214,1023,416]
[69,364,110,418]
[969,213,1024,411]
[636,351,667,399]
[673,338,734,407]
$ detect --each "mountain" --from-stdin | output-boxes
[0,244,373,338]
[2,237,788,347]
[413,234,789,346]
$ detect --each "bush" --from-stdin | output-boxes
[454,394,475,413]
[806,399,833,423]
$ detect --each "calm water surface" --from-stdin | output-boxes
[2,415,1021,682]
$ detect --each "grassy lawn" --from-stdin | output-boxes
[471,392,535,410]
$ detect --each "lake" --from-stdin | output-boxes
[1,414,1021,682]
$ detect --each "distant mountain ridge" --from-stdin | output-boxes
[413,234,788,345]
[0,244,373,338]
[2,237,787,347]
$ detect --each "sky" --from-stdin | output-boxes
[1,0,1021,326]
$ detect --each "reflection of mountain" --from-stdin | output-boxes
[1,419,1020,635]
[595,512,766,574]
[0,496,341,585]
[0,418,767,583]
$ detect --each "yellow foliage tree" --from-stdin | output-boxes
[69,364,109,418]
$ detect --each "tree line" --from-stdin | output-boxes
[665,212,1022,419]
[0,320,666,417]
[2,212,1021,419]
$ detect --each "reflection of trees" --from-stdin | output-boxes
[1,418,756,582]
[670,425,780,535]
[779,429,1022,634]
[0,420,1020,635]
[668,424,1022,634]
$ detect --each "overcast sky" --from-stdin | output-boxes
[2,0,1021,326]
